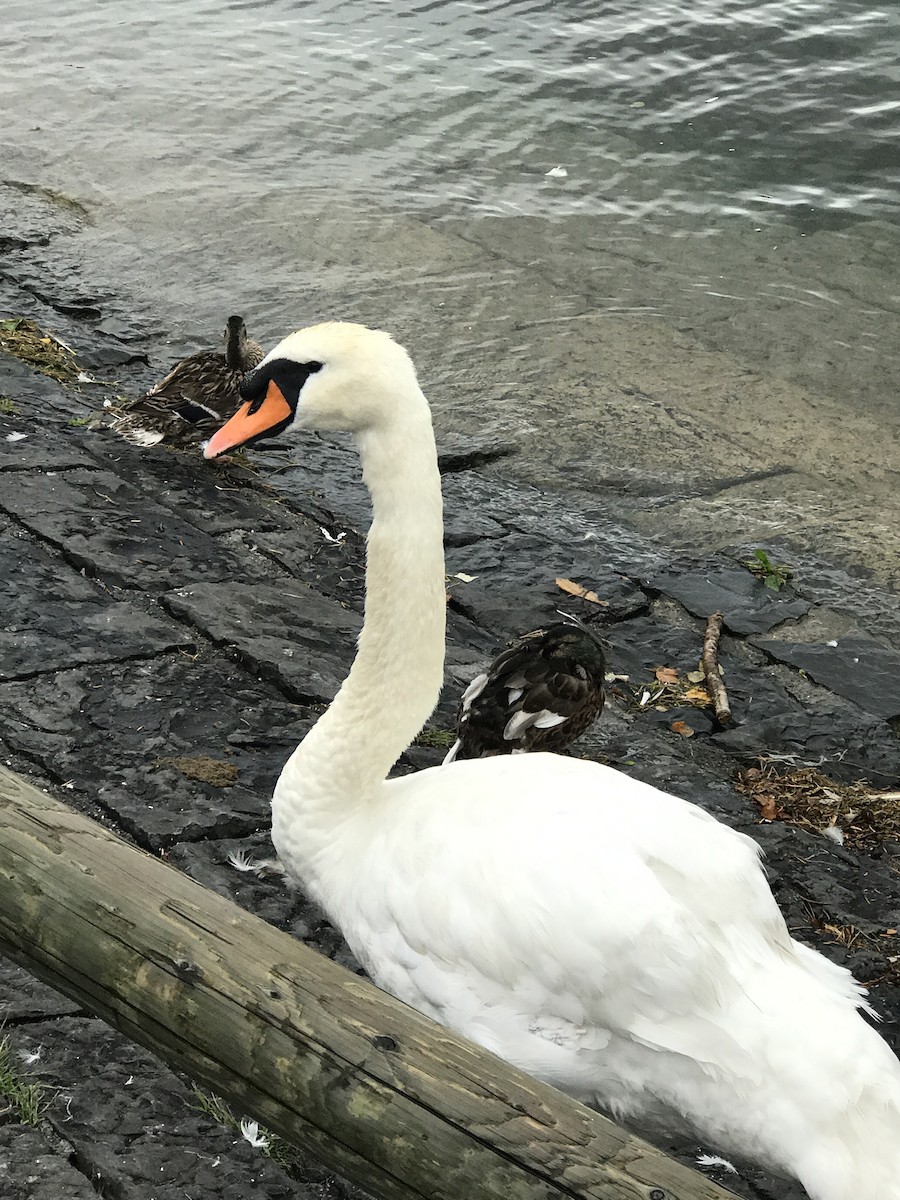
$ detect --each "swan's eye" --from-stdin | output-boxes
[241,359,323,414]
[239,366,267,410]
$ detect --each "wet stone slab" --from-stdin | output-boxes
[4,1018,306,1200]
[234,521,368,614]
[713,701,900,787]
[446,531,646,637]
[0,526,192,681]
[0,352,95,417]
[0,656,311,847]
[0,417,100,474]
[648,561,810,634]
[752,635,900,721]
[95,441,307,536]
[167,834,363,976]
[0,958,82,1021]
[0,468,275,591]
[163,581,362,704]
[0,1124,101,1200]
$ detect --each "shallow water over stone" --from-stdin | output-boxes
[1,0,899,581]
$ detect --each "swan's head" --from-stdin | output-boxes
[203,321,420,459]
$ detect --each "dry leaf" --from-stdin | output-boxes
[655,666,679,685]
[671,719,694,737]
[754,793,778,821]
[686,669,705,683]
[453,572,477,583]
[883,929,897,937]
[555,576,606,605]
[683,686,713,705]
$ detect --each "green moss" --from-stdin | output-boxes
[5,180,91,219]
[0,396,19,415]
[413,725,456,748]
[0,1034,46,1126]
[0,317,82,383]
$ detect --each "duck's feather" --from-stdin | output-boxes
[100,316,263,449]
[447,625,605,761]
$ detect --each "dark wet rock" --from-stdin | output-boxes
[93,315,164,343]
[713,703,900,787]
[257,436,370,532]
[446,532,645,637]
[52,299,103,319]
[726,541,900,650]
[436,433,518,473]
[5,1017,304,1200]
[0,527,192,680]
[649,562,810,634]
[0,468,274,590]
[640,704,717,736]
[237,520,368,611]
[97,447,302,537]
[0,233,41,253]
[0,425,100,473]
[752,635,900,720]
[0,180,85,246]
[601,612,720,681]
[0,1124,100,1200]
[0,352,93,420]
[440,481,507,544]
[0,657,308,847]
[77,341,151,369]
[168,835,363,976]
[164,581,361,705]
[0,959,82,1020]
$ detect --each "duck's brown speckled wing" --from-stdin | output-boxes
[101,318,264,449]
[447,625,606,761]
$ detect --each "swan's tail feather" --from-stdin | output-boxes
[753,961,900,1200]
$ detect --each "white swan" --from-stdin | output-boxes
[205,322,900,1200]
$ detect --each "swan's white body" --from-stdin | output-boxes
[206,323,900,1200]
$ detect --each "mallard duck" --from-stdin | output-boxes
[105,315,263,448]
[203,322,900,1200]
[443,617,605,762]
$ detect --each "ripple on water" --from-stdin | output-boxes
[1,0,898,224]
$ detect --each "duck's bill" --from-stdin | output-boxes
[203,381,294,459]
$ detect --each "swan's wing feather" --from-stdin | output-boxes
[347,755,830,1083]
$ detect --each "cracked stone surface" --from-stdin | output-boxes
[163,581,362,704]
[752,635,900,721]
[0,251,899,1200]
[0,525,193,681]
[648,562,811,634]
[2,1018,318,1200]
[0,468,281,590]
[0,1125,101,1200]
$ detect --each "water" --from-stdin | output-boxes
[1,0,899,522]
[4,0,898,223]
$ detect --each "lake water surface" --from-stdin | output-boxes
[1,0,898,494]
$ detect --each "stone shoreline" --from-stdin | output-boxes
[1,246,899,1200]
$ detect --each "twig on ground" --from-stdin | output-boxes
[702,611,731,724]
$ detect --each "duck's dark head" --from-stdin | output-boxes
[224,315,264,372]
[549,615,607,678]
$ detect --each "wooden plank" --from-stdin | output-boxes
[0,764,735,1200]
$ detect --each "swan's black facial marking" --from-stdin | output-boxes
[240,358,323,415]
[205,357,324,458]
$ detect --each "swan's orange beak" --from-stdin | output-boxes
[204,380,293,459]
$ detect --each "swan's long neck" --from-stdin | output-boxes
[273,396,446,860]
